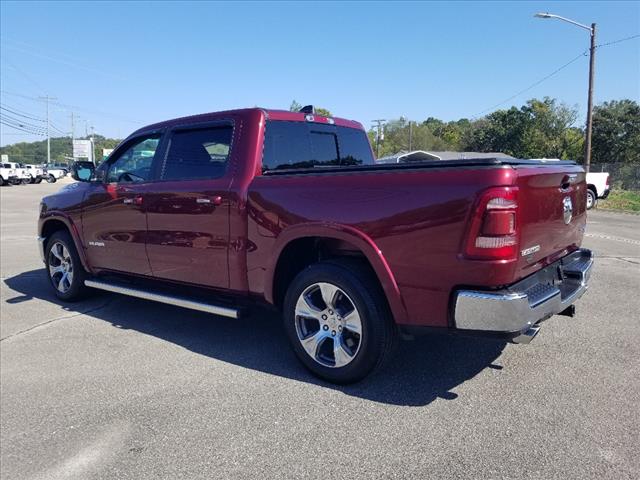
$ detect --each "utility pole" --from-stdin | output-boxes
[38,95,57,165]
[584,23,596,173]
[70,112,75,161]
[534,13,596,172]
[90,125,95,165]
[371,119,386,158]
[409,121,413,151]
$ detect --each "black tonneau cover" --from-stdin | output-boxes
[263,158,578,176]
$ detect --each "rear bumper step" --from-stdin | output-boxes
[453,248,593,341]
[85,279,239,319]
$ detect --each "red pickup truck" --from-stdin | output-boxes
[38,107,593,383]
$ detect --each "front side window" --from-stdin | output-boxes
[106,136,160,183]
[162,126,233,181]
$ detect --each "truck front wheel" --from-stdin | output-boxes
[283,260,396,384]
[47,175,57,183]
[45,231,89,301]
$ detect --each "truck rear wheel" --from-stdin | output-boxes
[45,231,89,301]
[283,260,396,384]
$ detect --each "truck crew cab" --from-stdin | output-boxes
[38,107,593,383]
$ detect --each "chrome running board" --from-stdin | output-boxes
[85,279,239,319]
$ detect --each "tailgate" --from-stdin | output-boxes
[514,165,587,278]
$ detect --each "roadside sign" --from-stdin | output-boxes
[73,140,92,159]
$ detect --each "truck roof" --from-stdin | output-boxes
[132,108,364,137]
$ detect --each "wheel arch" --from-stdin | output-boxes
[266,224,408,324]
[40,215,91,272]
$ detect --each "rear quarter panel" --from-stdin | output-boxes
[247,166,521,327]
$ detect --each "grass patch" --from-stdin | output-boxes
[599,189,640,213]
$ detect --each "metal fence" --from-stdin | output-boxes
[590,162,640,191]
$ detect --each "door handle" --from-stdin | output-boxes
[196,196,222,206]
[123,196,143,205]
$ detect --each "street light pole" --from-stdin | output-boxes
[585,23,596,173]
[534,13,596,172]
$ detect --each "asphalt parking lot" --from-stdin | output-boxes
[1,180,639,480]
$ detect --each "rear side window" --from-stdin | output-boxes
[262,121,373,172]
[162,126,232,181]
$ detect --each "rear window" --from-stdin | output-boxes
[162,126,232,181]
[262,121,373,172]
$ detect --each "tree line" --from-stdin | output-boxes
[2,97,637,165]
[366,98,639,164]
[0,135,121,165]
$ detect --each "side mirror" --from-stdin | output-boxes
[71,161,95,182]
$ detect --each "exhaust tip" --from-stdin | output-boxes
[512,325,541,344]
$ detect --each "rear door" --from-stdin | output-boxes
[514,165,587,276]
[81,134,163,275]
[144,122,233,289]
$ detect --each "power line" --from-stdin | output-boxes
[0,58,46,94]
[597,34,640,48]
[0,113,48,133]
[0,119,46,136]
[0,105,46,122]
[472,33,639,118]
[473,50,588,117]
[1,90,143,125]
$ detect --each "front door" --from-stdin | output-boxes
[144,124,233,289]
[82,134,162,275]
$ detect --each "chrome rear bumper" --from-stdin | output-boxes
[453,249,593,341]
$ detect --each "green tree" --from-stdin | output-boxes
[463,97,582,159]
[592,99,640,164]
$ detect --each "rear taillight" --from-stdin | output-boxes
[605,174,609,187]
[465,187,519,260]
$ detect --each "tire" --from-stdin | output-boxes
[47,175,57,183]
[34,177,42,184]
[283,260,397,384]
[45,230,89,301]
[20,178,30,185]
[0,176,4,186]
[586,189,597,210]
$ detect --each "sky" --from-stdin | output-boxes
[1,0,638,146]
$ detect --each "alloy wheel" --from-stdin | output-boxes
[48,242,74,293]
[294,282,363,368]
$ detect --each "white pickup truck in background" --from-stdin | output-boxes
[23,164,44,183]
[585,172,611,209]
[0,163,19,186]
[4,162,31,185]
[43,166,67,183]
